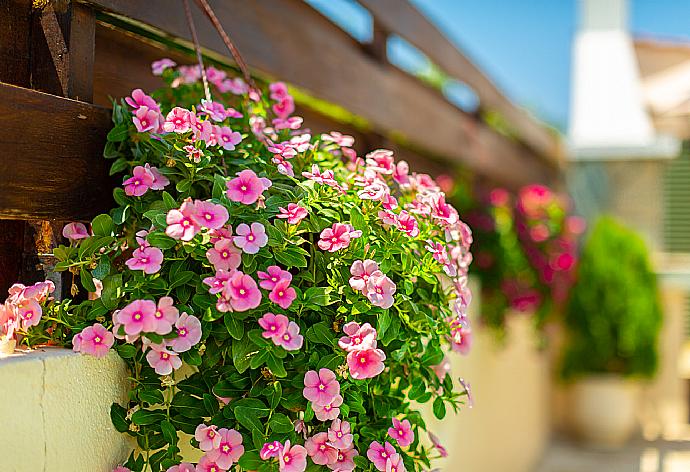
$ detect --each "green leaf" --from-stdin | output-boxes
[131,409,165,425]
[92,257,111,280]
[139,388,164,405]
[115,344,137,359]
[377,310,392,340]
[147,232,177,249]
[224,312,244,340]
[433,397,447,419]
[91,214,114,237]
[274,246,308,268]
[162,191,177,210]
[110,403,129,433]
[171,393,207,419]
[350,205,366,233]
[268,382,282,409]
[112,205,130,224]
[234,399,269,434]
[232,336,255,373]
[303,286,332,306]
[169,271,195,289]
[269,413,294,433]
[238,451,262,470]
[80,269,96,292]
[305,322,334,346]
[250,349,270,369]
[266,352,287,377]
[101,274,122,310]
[107,124,129,142]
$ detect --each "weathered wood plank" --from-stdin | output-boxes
[0,83,112,220]
[80,0,557,187]
[358,0,562,163]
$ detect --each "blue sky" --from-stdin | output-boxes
[307,0,690,131]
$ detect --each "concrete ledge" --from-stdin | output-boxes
[0,348,131,471]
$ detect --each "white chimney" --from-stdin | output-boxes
[568,0,678,159]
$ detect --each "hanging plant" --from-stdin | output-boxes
[2,57,473,472]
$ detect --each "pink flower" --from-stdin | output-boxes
[226,169,272,205]
[224,271,262,312]
[328,419,353,450]
[126,89,159,112]
[313,394,342,421]
[274,321,303,351]
[72,323,113,358]
[132,106,161,133]
[62,222,89,240]
[144,164,169,190]
[431,356,451,382]
[347,348,386,379]
[428,431,448,458]
[170,313,202,352]
[393,161,410,187]
[396,211,419,237]
[166,464,195,472]
[195,424,221,451]
[269,82,290,101]
[205,66,227,86]
[218,77,248,95]
[146,345,182,375]
[279,440,307,472]
[218,126,242,151]
[196,454,226,472]
[166,200,200,241]
[321,131,354,147]
[209,226,233,244]
[348,260,380,293]
[151,58,176,75]
[193,201,229,229]
[206,239,242,271]
[431,194,459,227]
[367,441,397,471]
[16,297,41,329]
[116,299,157,335]
[385,453,406,472]
[113,466,131,472]
[199,100,228,122]
[305,432,338,465]
[387,418,414,447]
[366,273,396,309]
[258,265,292,290]
[152,296,179,335]
[358,182,389,201]
[366,149,395,174]
[233,222,268,254]
[203,269,233,295]
[302,164,338,187]
[260,440,283,460]
[207,428,244,469]
[303,368,340,406]
[126,245,164,274]
[273,96,295,119]
[277,203,308,225]
[123,165,154,197]
[22,280,55,302]
[259,312,289,339]
[318,223,353,252]
[338,322,377,352]
[450,324,472,355]
[273,116,303,130]
[272,155,294,177]
[269,280,296,309]
[163,107,192,133]
[329,447,358,471]
[378,210,398,226]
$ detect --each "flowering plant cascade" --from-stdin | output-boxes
[7,59,473,472]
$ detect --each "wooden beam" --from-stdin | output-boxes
[358,0,562,163]
[0,83,112,220]
[80,0,557,187]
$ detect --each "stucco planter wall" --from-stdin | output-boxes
[0,348,131,471]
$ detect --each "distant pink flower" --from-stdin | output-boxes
[269,82,290,101]
[273,96,295,119]
[388,418,414,447]
[277,204,308,225]
[274,321,303,351]
[269,280,296,309]
[206,239,242,271]
[72,323,113,358]
[218,126,242,151]
[196,454,226,472]
[349,260,380,293]
[318,223,352,252]
[450,324,472,355]
[313,394,343,421]
[329,446,358,471]
[259,312,288,339]
[366,273,396,309]
[261,440,283,460]
[233,222,268,254]
[279,440,307,472]
[169,313,202,353]
[146,345,182,375]
[151,58,176,75]
[218,77,248,95]
[152,296,179,335]
[126,245,163,274]
[195,424,221,452]
[224,271,262,312]
[62,222,89,240]
[193,201,229,229]
[205,66,227,86]
[347,348,386,379]
[393,161,410,187]
[378,210,398,226]
[163,107,192,133]
[328,419,353,450]
[116,299,157,335]
[272,155,294,177]
[303,164,338,187]
[431,356,451,382]
[366,149,395,174]
[385,453,406,472]
[321,131,354,147]
[166,464,195,472]
[226,169,271,205]
[126,89,159,112]
[132,106,161,133]
[273,116,303,130]
[305,432,338,465]
[428,431,448,458]
[199,100,227,122]
[207,428,244,469]
[303,368,340,406]
[367,441,397,471]
[166,200,200,241]
[339,322,377,352]
[123,165,154,197]
[258,265,292,290]
[397,211,419,237]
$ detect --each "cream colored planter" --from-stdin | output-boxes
[0,348,131,471]
[570,376,641,448]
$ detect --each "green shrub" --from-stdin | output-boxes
[561,217,661,379]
